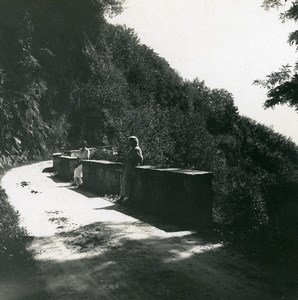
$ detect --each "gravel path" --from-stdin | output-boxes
[0,161,287,299]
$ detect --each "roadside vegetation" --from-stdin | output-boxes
[0,171,33,275]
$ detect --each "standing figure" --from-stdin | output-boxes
[119,136,143,203]
[73,141,90,187]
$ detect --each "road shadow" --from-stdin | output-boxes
[25,220,291,300]
[94,203,212,236]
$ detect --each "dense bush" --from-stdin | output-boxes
[90,147,118,161]
[111,102,284,242]
[0,186,30,266]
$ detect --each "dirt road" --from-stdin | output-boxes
[0,161,288,299]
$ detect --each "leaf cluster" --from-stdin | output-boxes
[258,0,298,110]
[0,186,31,265]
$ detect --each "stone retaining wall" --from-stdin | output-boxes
[54,155,213,227]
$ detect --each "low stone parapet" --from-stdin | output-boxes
[82,160,122,195]
[54,155,213,228]
[57,155,78,181]
[131,166,213,227]
[52,153,63,171]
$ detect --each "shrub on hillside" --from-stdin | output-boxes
[90,147,118,161]
[0,187,30,264]
[111,102,295,244]
[216,164,269,236]
[112,103,217,169]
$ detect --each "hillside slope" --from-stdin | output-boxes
[0,0,297,241]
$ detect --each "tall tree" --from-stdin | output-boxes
[0,0,125,160]
[254,0,298,111]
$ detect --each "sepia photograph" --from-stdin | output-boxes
[0,0,297,299]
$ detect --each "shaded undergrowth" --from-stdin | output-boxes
[0,168,43,299]
[0,184,32,266]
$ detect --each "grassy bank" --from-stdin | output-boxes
[0,168,34,273]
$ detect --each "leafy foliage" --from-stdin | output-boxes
[0,186,30,264]
[0,0,125,164]
[255,0,298,110]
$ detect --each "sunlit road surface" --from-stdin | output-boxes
[0,161,284,299]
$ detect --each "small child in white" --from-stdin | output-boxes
[73,141,90,187]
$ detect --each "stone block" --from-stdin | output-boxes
[82,160,122,195]
[52,153,62,171]
[57,156,78,181]
[130,166,213,227]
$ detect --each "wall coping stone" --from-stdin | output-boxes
[60,155,78,160]
[57,156,213,177]
[135,165,212,177]
[83,159,121,165]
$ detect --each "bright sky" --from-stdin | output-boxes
[108,0,298,144]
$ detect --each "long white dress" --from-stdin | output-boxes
[120,146,143,197]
